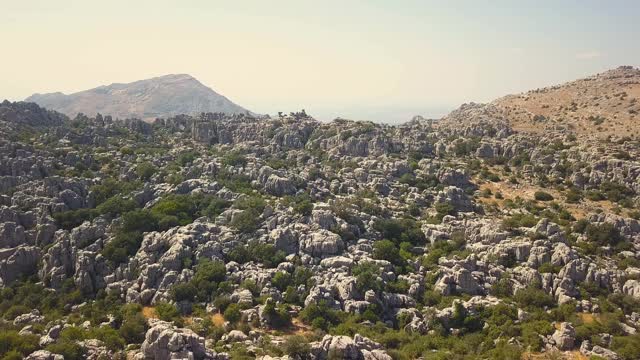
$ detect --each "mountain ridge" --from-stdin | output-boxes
[26,74,250,121]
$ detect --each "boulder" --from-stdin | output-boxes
[141,320,222,360]
[551,322,576,350]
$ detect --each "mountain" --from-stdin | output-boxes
[491,66,640,137]
[26,74,250,120]
[437,66,640,139]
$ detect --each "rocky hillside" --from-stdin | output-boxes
[26,74,250,121]
[441,66,640,139]
[0,69,639,360]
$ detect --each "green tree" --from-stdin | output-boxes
[135,162,156,181]
[224,303,242,323]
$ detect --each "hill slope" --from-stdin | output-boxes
[492,66,640,137]
[26,74,250,120]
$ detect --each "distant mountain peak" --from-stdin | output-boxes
[26,75,250,120]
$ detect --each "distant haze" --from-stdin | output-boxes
[2,0,639,123]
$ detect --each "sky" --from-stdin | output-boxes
[1,0,639,123]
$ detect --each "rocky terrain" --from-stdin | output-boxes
[0,67,639,360]
[26,74,250,121]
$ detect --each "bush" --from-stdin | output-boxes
[177,150,198,166]
[171,259,227,303]
[227,243,285,268]
[262,301,291,328]
[171,282,198,302]
[434,202,456,220]
[231,209,262,233]
[534,191,554,201]
[119,312,147,344]
[271,272,293,292]
[96,196,137,217]
[213,295,232,313]
[299,301,342,329]
[352,262,382,293]
[422,233,467,269]
[501,213,538,231]
[283,193,313,216]
[0,331,39,358]
[521,320,554,351]
[155,302,180,322]
[224,304,242,323]
[89,326,125,351]
[53,208,97,230]
[102,231,144,265]
[490,277,513,298]
[373,239,404,266]
[193,259,226,284]
[121,209,158,233]
[373,218,426,246]
[3,305,30,320]
[135,162,156,181]
[611,334,640,360]
[284,335,311,358]
[584,223,623,246]
[46,341,85,360]
[90,178,141,206]
[538,262,561,274]
[221,151,247,167]
[59,327,86,342]
[514,286,555,309]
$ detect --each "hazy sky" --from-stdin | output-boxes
[1,1,639,122]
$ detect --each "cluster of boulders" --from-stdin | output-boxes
[0,99,639,359]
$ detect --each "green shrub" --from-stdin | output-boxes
[221,151,247,167]
[0,331,39,358]
[53,208,98,230]
[373,240,404,266]
[59,326,86,342]
[501,213,538,231]
[271,272,293,292]
[119,312,147,344]
[3,305,30,320]
[422,233,467,269]
[135,162,156,181]
[46,341,85,360]
[352,262,382,293]
[565,188,583,203]
[490,277,513,298]
[373,218,426,246]
[96,196,137,217]
[514,286,554,309]
[155,302,180,322]
[102,231,144,265]
[283,193,313,215]
[262,301,291,328]
[227,243,285,268]
[534,191,554,201]
[223,303,241,323]
[611,334,640,360]
[299,301,343,329]
[284,335,311,358]
[89,326,125,351]
[538,262,561,274]
[121,209,158,233]
[177,150,198,166]
[171,282,198,302]
[90,178,141,206]
[231,209,262,233]
[1,350,23,360]
[584,223,623,246]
